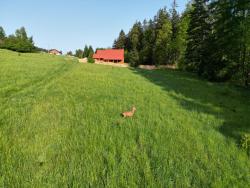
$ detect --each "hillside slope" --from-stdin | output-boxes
[0,49,249,187]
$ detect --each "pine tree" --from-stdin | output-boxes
[0,26,6,47]
[124,22,144,65]
[176,3,192,68]
[113,30,126,49]
[83,45,89,58]
[153,21,172,65]
[238,0,250,86]
[139,19,156,65]
[112,39,117,49]
[205,0,250,83]
[88,45,94,58]
[127,21,143,51]
[0,26,6,40]
[87,45,95,63]
[184,0,210,73]
[75,49,84,58]
[153,8,172,65]
[170,0,180,64]
[67,51,73,56]
[170,0,180,40]
[15,27,28,40]
[128,49,139,67]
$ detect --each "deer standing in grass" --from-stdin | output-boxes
[122,106,136,118]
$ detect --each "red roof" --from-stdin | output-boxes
[93,49,124,61]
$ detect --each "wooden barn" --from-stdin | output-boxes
[93,49,124,63]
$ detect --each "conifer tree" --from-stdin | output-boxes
[87,45,95,63]
[0,26,6,47]
[67,51,73,56]
[83,45,89,58]
[170,0,180,64]
[238,0,250,86]
[139,19,156,65]
[127,21,143,51]
[170,0,179,40]
[184,0,210,73]
[112,39,117,49]
[128,49,139,67]
[176,3,192,68]
[15,27,28,40]
[0,26,6,40]
[153,8,172,65]
[113,30,126,49]
[203,0,250,83]
[88,45,94,57]
[153,21,172,65]
[124,22,143,65]
[75,49,84,58]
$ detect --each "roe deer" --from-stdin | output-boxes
[122,106,136,118]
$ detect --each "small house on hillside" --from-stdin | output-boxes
[93,49,124,63]
[49,49,62,55]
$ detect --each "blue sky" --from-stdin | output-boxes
[0,0,189,53]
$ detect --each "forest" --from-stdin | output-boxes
[113,0,250,85]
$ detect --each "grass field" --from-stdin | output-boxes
[0,49,249,187]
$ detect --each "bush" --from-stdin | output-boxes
[88,57,95,63]
[240,134,250,149]
[128,50,139,67]
[240,134,250,155]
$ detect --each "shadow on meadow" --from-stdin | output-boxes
[131,68,250,145]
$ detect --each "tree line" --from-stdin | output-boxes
[113,0,250,86]
[69,45,94,59]
[68,45,95,63]
[0,26,36,53]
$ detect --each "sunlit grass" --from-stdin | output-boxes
[0,49,249,187]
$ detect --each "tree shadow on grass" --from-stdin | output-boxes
[131,68,250,144]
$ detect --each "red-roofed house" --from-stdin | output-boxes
[93,49,124,63]
[49,49,62,55]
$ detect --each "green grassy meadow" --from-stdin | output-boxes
[0,49,249,187]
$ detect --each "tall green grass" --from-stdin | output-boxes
[0,49,249,187]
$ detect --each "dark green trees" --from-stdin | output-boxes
[87,46,95,63]
[74,45,94,60]
[153,8,172,65]
[88,46,94,58]
[184,0,210,74]
[127,22,143,51]
[0,26,6,47]
[113,30,126,49]
[180,0,250,85]
[113,0,249,85]
[113,8,176,66]
[170,0,181,64]
[0,26,35,52]
[184,0,250,84]
[124,21,143,66]
[113,4,186,67]
[0,26,6,40]
[75,49,84,58]
[139,19,155,65]
[67,51,73,56]
[83,45,89,58]
[209,0,250,84]
[239,0,250,85]
[79,45,94,58]
[175,4,192,68]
